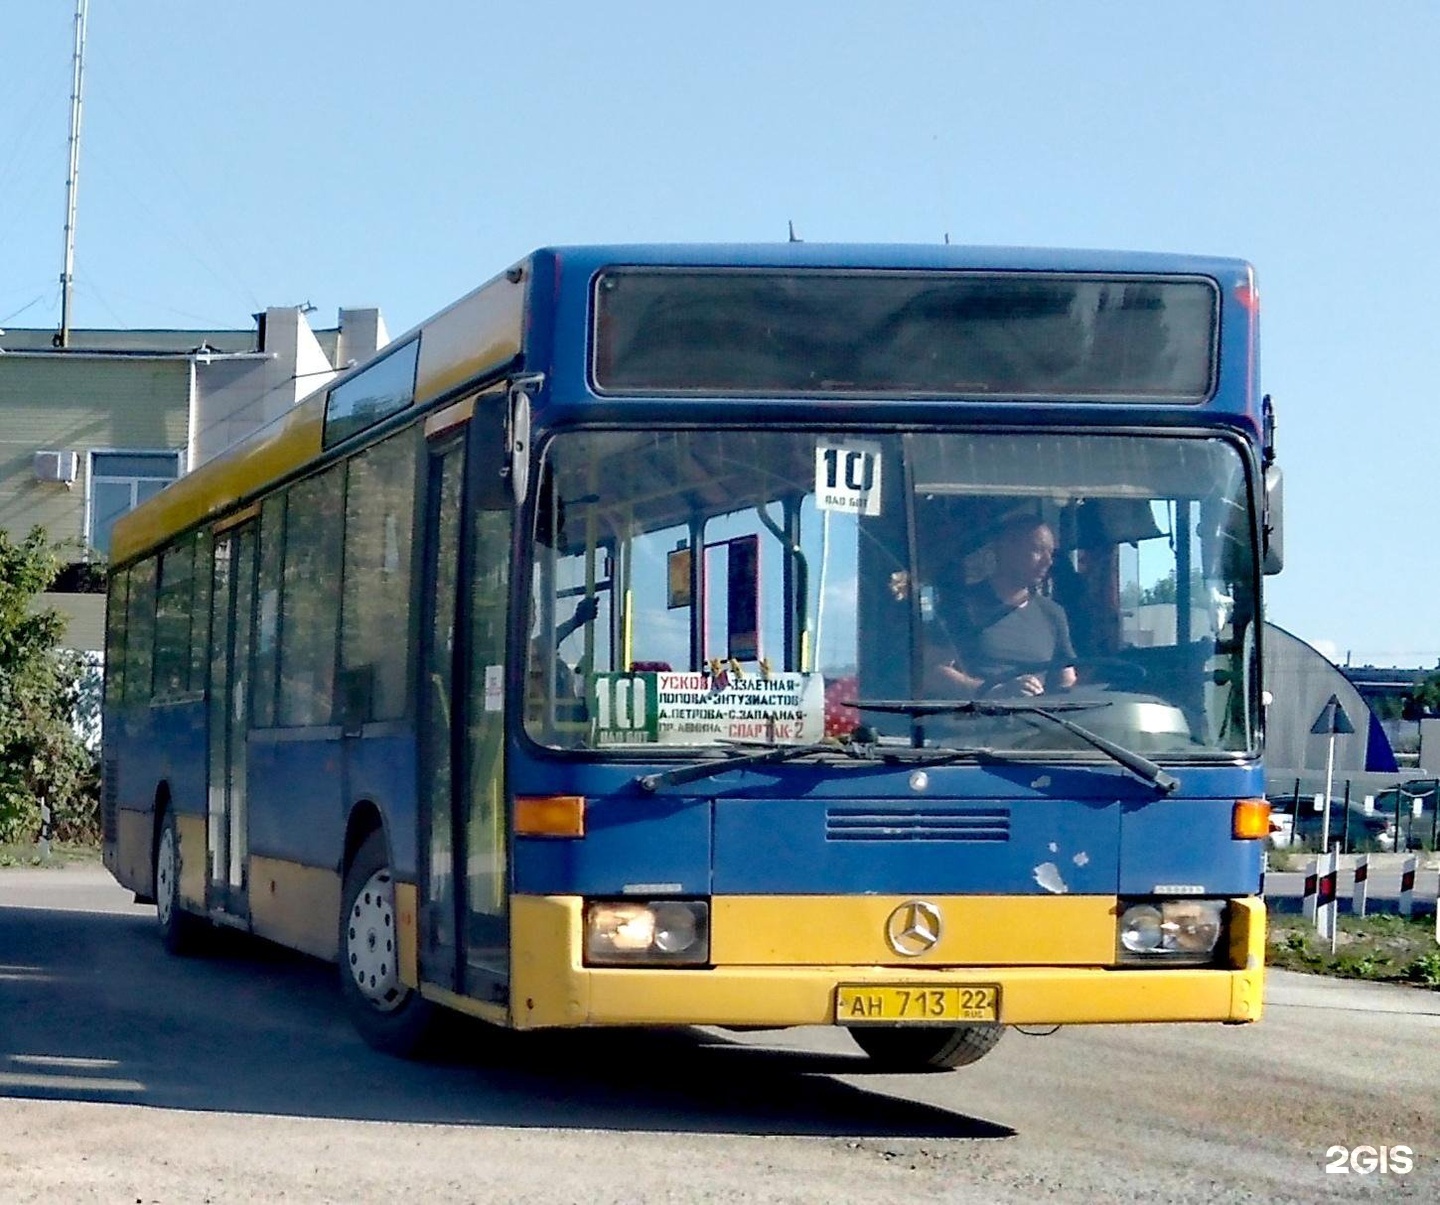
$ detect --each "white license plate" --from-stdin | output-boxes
[836,984,1000,1024]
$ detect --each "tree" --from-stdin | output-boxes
[1138,570,1178,606]
[1411,670,1440,719]
[0,528,100,843]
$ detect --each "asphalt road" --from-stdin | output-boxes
[2,865,1437,1203]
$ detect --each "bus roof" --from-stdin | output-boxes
[108,255,531,567]
[541,242,1253,278]
[109,243,1256,568]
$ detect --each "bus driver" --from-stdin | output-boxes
[931,515,1077,699]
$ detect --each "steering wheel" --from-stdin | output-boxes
[1075,658,1148,692]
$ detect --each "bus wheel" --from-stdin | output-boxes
[339,831,438,1057]
[154,811,208,955]
[847,1024,1005,1071]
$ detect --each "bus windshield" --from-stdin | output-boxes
[524,428,1258,759]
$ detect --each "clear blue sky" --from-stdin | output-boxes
[3,2,1436,668]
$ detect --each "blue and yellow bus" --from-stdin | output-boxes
[103,244,1281,1070]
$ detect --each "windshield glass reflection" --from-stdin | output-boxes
[523,429,1258,760]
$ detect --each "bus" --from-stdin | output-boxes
[102,244,1282,1070]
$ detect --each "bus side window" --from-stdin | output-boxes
[341,431,417,723]
[254,495,285,728]
[189,529,212,695]
[124,557,157,707]
[278,466,345,727]
[104,568,129,706]
[154,538,195,697]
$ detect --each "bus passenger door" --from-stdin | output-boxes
[418,440,464,989]
[458,415,511,996]
[206,523,256,918]
[418,411,511,1003]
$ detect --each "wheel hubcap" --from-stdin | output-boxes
[347,868,403,1010]
[156,830,176,925]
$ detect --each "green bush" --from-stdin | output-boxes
[1269,913,1440,989]
[1405,952,1440,987]
[0,528,101,844]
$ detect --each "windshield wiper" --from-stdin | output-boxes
[635,741,851,793]
[852,698,1109,717]
[850,699,1180,796]
[844,729,1010,768]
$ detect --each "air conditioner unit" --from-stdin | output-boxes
[34,450,79,484]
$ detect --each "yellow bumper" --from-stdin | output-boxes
[505,894,1266,1031]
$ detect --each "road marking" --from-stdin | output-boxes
[0,1071,145,1093]
[9,1054,122,1070]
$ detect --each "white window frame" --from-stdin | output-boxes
[86,448,186,557]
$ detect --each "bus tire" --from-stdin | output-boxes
[154,810,208,955]
[339,831,439,1058]
[847,1023,1005,1071]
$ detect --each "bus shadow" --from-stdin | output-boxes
[0,902,1013,1141]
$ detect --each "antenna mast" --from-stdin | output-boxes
[58,0,89,349]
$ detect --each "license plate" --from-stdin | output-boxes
[836,984,1000,1024]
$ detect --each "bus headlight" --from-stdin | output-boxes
[584,900,709,966]
[1117,899,1225,964]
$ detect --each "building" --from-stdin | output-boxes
[1339,663,1439,777]
[0,306,387,649]
[1262,623,1435,804]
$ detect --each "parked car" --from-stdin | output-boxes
[1371,779,1438,849]
[1266,810,1295,850]
[1266,794,1396,852]
[1371,779,1437,816]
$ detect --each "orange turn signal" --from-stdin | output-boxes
[1232,798,1271,840]
[514,795,586,838]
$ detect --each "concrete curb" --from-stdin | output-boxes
[1265,967,1440,1016]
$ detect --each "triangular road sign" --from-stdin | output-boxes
[1310,694,1355,735]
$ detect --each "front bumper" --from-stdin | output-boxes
[503,894,1267,1030]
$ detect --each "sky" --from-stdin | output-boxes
[2,2,1437,668]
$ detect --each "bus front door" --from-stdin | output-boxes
[206,522,256,919]
[418,425,510,1004]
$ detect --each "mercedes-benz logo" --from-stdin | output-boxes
[885,900,942,956]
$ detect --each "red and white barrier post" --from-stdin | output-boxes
[1316,850,1339,950]
[1398,855,1417,919]
[1302,858,1319,926]
[1352,854,1369,920]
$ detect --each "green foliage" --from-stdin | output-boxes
[1370,694,1404,723]
[0,840,101,868]
[1123,569,1210,608]
[1138,570,1178,606]
[0,528,100,843]
[1411,670,1440,717]
[1336,950,1392,978]
[1268,912,1439,990]
[1406,951,1440,987]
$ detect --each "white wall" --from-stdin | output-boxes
[1419,718,1440,776]
[189,308,388,468]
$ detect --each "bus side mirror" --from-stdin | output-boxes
[1262,463,1284,576]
